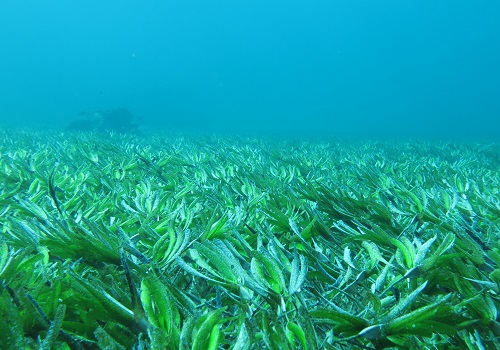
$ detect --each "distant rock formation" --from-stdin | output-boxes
[67,108,140,133]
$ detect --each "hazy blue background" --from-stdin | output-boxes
[0,0,499,140]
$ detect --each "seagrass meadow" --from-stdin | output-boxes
[0,130,499,349]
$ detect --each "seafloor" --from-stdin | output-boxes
[1,130,499,349]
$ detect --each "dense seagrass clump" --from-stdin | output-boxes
[0,129,499,349]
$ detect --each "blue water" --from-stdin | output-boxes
[0,1,499,140]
